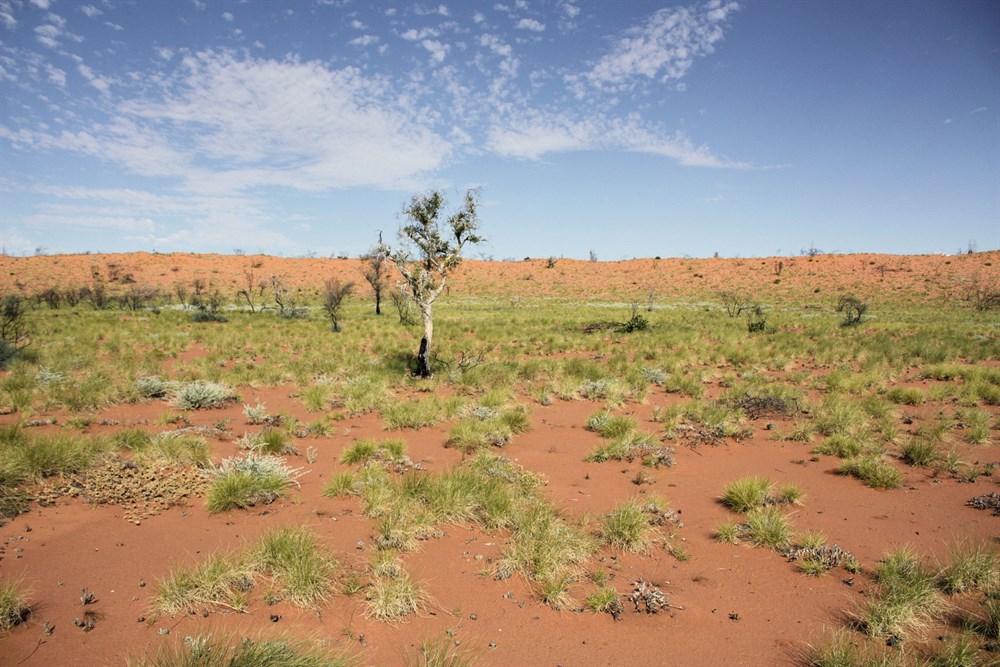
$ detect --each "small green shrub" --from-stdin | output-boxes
[173,381,237,410]
[135,376,169,400]
[242,401,270,425]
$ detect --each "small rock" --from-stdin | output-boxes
[158,627,170,635]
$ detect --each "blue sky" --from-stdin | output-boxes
[1,0,997,259]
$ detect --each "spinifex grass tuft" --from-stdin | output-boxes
[742,507,793,550]
[126,634,356,667]
[838,455,902,489]
[154,527,336,614]
[600,500,653,553]
[856,546,947,639]
[936,541,999,595]
[0,579,31,631]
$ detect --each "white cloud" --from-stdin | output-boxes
[350,19,365,30]
[515,18,545,32]
[562,2,580,18]
[77,63,112,93]
[0,2,15,30]
[573,0,739,92]
[191,0,206,10]
[350,34,379,47]
[478,33,512,58]
[34,24,61,48]
[104,21,123,31]
[411,4,449,16]
[6,50,452,193]
[20,184,299,252]
[486,111,750,168]
[400,27,438,41]
[472,12,485,23]
[156,47,175,61]
[80,5,103,18]
[46,64,66,86]
[29,0,51,9]
[33,14,83,48]
[222,12,234,22]
[421,39,450,63]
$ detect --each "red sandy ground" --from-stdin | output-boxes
[0,252,997,667]
[0,250,995,302]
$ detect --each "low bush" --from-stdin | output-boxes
[173,381,237,410]
[206,454,301,513]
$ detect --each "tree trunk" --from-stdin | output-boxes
[415,303,433,377]
[375,290,381,316]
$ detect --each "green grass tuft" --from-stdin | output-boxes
[936,541,999,595]
[126,634,356,667]
[838,455,902,489]
[600,500,653,553]
[0,579,31,632]
[742,507,793,550]
[720,476,772,512]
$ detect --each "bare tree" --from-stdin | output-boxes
[323,279,355,332]
[361,234,389,315]
[390,285,417,325]
[380,189,483,377]
[270,275,289,315]
[836,294,867,326]
[237,262,259,313]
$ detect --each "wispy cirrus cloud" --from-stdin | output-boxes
[571,0,739,93]
[486,111,752,168]
[0,1,17,29]
[4,50,453,195]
